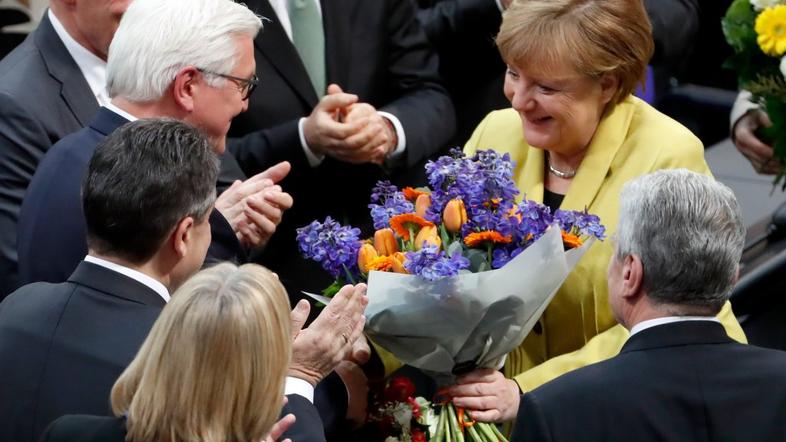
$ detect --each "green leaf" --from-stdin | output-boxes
[321,279,343,298]
[465,249,487,272]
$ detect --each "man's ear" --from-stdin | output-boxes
[599,72,619,105]
[621,253,644,300]
[171,216,196,258]
[172,67,200,113]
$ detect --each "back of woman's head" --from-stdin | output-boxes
[111,263,291,442]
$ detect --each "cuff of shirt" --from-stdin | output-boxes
[495,0,505,12]
[285,376,315,403]
[298,117,325,168]
[378,111,406,160]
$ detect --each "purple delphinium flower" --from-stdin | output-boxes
[368,181,414,230]
[296,217,363,279]
[554,209,606,240]
[514,199,553,242]
[404,244,470,281]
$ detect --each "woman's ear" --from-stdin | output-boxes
[599,73,619,105]
[172,67,200,113]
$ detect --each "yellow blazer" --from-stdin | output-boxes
[464,95,747,392]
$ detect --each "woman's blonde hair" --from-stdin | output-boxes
[497,0,654,105]
[111,263,292,442]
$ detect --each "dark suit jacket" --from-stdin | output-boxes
[40,393,327,442]
[512,321,786,442]
[0,13,98,297]
[227,0,455,296]
[16,107,245,287]
[413,0,508,145]
[0,261,164,442]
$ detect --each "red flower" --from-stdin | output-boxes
[411,429,427,442]
[385,376,416,402]
[407,397,422,419]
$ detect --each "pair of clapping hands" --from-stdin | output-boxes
[270,283,370,441]
[303,84,398,165]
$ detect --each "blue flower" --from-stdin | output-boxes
[554,208,606,240]
[296,217,363,279]
[404,244,470,281]
[368,181,414,230]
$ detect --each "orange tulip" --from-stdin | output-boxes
[443,199,468,233]
[414,225,441,250]
[358,243,378,273]
[374,228,398,256]
[391,252,409,274]
[415,194,431,218]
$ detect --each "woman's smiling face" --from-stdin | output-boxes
[503,59,617,157]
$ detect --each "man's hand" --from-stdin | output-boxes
[215,161,293,248]
[448,368,520,423]
[734,109,780,174]
[288,284,369,386]
[335,361,369,428]
[303,84,395,164]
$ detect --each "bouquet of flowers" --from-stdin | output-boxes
[367,376,435,442]
[723,0,786,186]
[297,149,604,441]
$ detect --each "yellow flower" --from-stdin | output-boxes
[415,194,431,218]
[373,228,398,256]
[414,225,441,250]
[443,199,468,233]
[756,5,786,56]
[357,243,378,273]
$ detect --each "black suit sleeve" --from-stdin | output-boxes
[415,0,502,48]
[226,120,312,181]
[512,393,555,442]
[0,91,51,295]
[282,394,327,442]
[380,0,456,168]
[644,0,700,70]
[204,209,247,265]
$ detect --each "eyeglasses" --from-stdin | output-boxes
[197,68,259,100]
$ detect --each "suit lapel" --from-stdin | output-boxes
[252,0,319,107]
[68,261,167,308]
[35,12,99,127]
[621,321,734,354]
[559,99,635,211]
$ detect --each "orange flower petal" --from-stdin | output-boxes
[402,187,429,202]
[561,231,583,249]
[390,213,434,240]
[368,256,395,272]
[463,230,512,248]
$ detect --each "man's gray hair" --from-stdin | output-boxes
[106,0,262,102]
[615,169,745,313]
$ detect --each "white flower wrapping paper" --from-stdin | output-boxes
[364,225,593,380]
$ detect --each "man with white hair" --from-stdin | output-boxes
[512,169,786,442]
[17,0,293,287]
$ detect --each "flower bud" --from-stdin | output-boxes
[414,225,441,250]
[373,228,398,256]
[415,194,431,218]
[357,243,378,273]
[391,252,408,273]
[443,199,467,233]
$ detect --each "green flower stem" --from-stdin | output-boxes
[434,404,447,441]
[466,424,483,442]
[448,403,465,442]
[489,422,509,442]
[408,226,416,250]
[486,243,493,268]
[445,407,453,442]
[341,264,356,285]
[476,422,498,441]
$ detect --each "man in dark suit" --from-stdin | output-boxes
[0,119,366,442]
[227,0,456,296]
[16,0,294,288]
[0,0,253,297]
[0,1,125,296]
[512,169,786,442]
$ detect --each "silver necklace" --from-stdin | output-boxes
[546,154,576,179]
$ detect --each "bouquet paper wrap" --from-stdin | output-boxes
[365,226,592,379]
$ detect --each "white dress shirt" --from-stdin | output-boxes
[48,10,110,106]
[83,255,315,402]
[266,0,406,167]
[629,316,720,337]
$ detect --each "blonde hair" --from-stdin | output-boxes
[111,263,292,442]
[497,0,654,105]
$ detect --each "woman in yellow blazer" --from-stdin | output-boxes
[447,0,746,423]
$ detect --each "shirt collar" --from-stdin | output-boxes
[48,9,110,106]
[84,255,170,303]
[104,102,139,122]
[629,316,720,337]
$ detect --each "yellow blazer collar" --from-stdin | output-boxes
[522,96,637,210]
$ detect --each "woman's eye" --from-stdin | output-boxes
[506,68,519,79]
[538,84,557,93]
